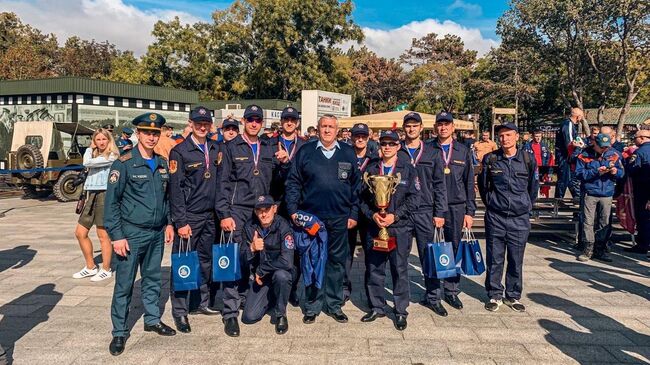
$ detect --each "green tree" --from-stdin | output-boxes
[104,51,150,84]
[57,36,120,78]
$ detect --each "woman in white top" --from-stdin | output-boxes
[72,128,119,282]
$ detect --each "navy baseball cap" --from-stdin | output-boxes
[495,122,519,134]
[189,106,212,123]
[350,123,369,136]
[435,111,453,123]
[254,195,277,208]
[380,130,400,141]
[595,133,611,147]
[281,107,300,120]
[222,118,239,129]
[121,127,133,136]
[403,112,422,124]
[243,105,264,120]
[132,113,166,131]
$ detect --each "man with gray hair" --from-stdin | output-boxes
[285,114,361,324]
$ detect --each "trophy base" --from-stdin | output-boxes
[372,237,396,252]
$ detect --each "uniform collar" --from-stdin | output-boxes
[252,216,280,232]
[131,145,164,168]
[495,148,524,161]
[186,134,215,152]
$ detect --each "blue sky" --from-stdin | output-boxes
[0,0,505,57]
[124,0,507,40]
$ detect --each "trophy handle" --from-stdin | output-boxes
[363,172,374,193]
[391,172,402,194]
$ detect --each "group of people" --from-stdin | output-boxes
[68,104,648,358]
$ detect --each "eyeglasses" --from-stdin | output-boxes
[246,118,263,124]
[380,141,399,147]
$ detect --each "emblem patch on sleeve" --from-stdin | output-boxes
[109,170,120,184]
[169,160,177,174]
[284,235,295,249]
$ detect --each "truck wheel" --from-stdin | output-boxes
[53,170,82,202]
[16,144,44,178]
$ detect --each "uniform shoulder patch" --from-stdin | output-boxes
[118,152,132,162]
[169,160,178,174]
[109,170,120,184]
[284,234,295,250]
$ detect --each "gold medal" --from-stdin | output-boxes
[444,167,451,174]
[253,169,260,176]
[204,171,211,179]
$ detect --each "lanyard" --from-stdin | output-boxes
[379,161,395,176]
[441,140,453,168]
[279,135,298,161]
[191,135,211,178]
[242,134,260,172]
[406,141,424,166]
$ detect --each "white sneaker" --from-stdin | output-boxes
[73,266,98,279]
[90,268,113,282]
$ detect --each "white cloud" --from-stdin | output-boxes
[0,0,201,55]
[446,0,483,17]
[345,18,500,60]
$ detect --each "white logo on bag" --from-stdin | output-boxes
[475,252,482,263]
[178,265,191,279]
[218,256,230,269]
[439,254,450,266]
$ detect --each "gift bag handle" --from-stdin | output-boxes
[177,236,191,257]
[462,227,471,242]
[219,230,234,246]
[434,227,446,243]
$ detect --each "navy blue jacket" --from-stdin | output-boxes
[359,158,420,232]
[355,148,379,174]
[285,140,361,220]
[397,141,448,217]
[242,215,294,277]
[555,119,578,158]
[269,134,307,208]
[168,136,219,228]
[216,135,285,219]
[627,143,650,202]
[431,141,476,216]
[478,148,539,217]
[576,147,624,197]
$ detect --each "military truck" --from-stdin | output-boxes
[7,121,94,202]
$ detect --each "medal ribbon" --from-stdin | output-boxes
[379,161,395,176]
[406,141,424,166]
[279,135,298,161]
[191,134,211,176]
[441,140,453,168]
[242,133,260,171]
[358,156,370,172]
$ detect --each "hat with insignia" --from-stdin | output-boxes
[281,106,300,120]
[403,112,422,124]
[132,113,166,131]
[350,123,369,136]
[189,106,213,123]
[380,130,400,141]
[435,111,454,123]
[495,122,519,134]
[596,133,611,147]
[254,195,277,209]
[222,118,239,129]
[103,124,115,131]
[121,127,133,136]
[244,104,264,120]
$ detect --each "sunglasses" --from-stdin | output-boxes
[246,118,263,124]
[380,141,399,147]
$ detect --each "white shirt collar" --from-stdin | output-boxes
[316,140,340,151]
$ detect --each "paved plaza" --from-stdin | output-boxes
[0,197,649,364]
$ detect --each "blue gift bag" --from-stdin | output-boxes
[172,237,200,292]
[424,228,457,279]
[212,232,241,282]
[455,229,486,276]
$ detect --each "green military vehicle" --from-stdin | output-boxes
[7,121,94,202]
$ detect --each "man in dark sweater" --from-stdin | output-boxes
[285,114,361,324]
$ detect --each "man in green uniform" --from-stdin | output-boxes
[104,113,176,356]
